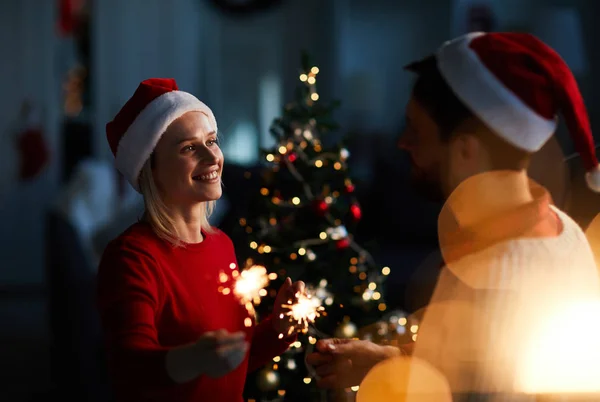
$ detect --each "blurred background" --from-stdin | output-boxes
[0,0,598,400]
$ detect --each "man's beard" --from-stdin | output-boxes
[409,165,446,203]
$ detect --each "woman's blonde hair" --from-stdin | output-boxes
[138,157,217,246]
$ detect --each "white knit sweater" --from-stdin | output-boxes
[412,206,600,400]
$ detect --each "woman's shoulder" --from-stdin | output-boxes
[206,226,229,239]
[205,227,235,247]
[97,222,165,304]
[103,224,234,256]
[98,222,165,283]
[104,221,162,256]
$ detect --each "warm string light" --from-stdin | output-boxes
[273,149,347,166]
[299,65,320,104]
[243,226,386,299]
[262,191,355,210]
[247,226,352,257]
[266,145,350,171]
[255,194,358,238]
[243,225,384,298]
[362,282,383,301]
[264,192,339,208]
[248,188,356,236]
[263,122,353,212]
[355,310,419,346]
[308,279,334,306]
[254,152,365,253]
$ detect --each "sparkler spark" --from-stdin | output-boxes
[234,265,270,303]
[279,291,325,337]
[219,265,270,317]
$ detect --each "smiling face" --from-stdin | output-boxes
[152,111,223,207]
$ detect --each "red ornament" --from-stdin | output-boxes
[345,183,355,193]
[313,199,329,215]
[336,238,351,249]
[287,153,297,163]
[350,204,362,221]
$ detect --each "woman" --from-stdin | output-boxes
[97,78,304,401]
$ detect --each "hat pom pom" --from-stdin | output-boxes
[585,165,600,193]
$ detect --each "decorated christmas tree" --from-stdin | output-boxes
[234,53,417,402]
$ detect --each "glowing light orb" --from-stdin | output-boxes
[516,299,600,394]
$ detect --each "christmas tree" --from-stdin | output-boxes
[236,53,412,402]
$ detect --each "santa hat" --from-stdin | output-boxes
[434,32,600,192]
[106,78,217,192]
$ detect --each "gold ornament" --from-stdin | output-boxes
[257,368,280,392]
[334,320,358,339]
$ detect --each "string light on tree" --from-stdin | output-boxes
[334,318,358,339]
[312,279,334,306]
[326,225,348,240]
[257,367,280,392]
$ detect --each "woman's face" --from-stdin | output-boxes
[152,111,223,206]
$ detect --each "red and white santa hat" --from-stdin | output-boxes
[435,32,600,192]
[106,78,217,192]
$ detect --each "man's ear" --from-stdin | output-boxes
[450,132,482,164]
[451,117,491,167]
[462,133,483,162]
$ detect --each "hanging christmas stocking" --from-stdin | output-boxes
[17,102,50,181]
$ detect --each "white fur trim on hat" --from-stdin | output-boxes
[115,91,217,192]
[436,33,557,152]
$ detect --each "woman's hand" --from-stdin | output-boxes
[166,329,248,383]
[271,277,306,337]
[194,329,249,378]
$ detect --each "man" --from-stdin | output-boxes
[307,32,600,396]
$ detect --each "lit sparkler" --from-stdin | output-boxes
[219,264,270,324]
[234,265,270,303]
[278,290,325,338]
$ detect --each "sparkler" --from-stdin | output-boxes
[234,265,270,303]
[220,264,327,336]
[219,264,271,324]
[278,290,325,339]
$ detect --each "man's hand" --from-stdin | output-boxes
[305,338,401,389]
[272,277,306,336]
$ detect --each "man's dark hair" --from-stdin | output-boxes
[405,55,531,170]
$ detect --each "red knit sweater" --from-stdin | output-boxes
[97,222,293,401]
